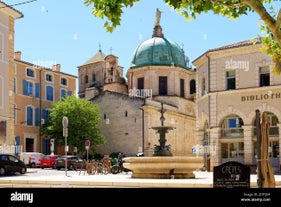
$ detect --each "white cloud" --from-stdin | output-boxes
[203,34,208,40]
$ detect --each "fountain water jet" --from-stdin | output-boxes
[123,102,203,179]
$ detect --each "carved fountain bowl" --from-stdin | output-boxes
[123,156,204,179]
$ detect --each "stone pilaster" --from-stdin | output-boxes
[195,130,205,145]
[242,125,254,165]
[209,127,221,172]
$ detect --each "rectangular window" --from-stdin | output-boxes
[159,76,167,95]
[61,78,67,86]
[27,106,33,126]
[180,79,184,97]
[221,142,244,158]
[228,118,237,128]
[137,77,144,90]
[27,68,35,77]
[46,86,54,101]
[27,82,33,95]
[61,89,68,100]
[259,66,270,87]
[46,74,53,82]
[226,70,236,90]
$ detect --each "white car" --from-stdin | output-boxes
[20,152,44,168]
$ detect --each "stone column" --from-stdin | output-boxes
[277,123,281,171]
[209,127,221,172]
[242,125,254,165]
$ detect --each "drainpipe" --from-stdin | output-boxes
[207,54,211,171]
[141,98,146,154]
[207,53,211,125]
[39,69,42,153]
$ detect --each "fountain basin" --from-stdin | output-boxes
[123,156,204,179]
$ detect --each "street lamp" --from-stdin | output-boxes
[62,116,68,176]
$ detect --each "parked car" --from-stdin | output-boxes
[0,154,27,176]
[20,152,44,168]
[40,154,60,169]
[55,155,84,170]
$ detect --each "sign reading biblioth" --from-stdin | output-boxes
[213,161,250,188]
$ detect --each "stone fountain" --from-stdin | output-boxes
[152,102,174,156]
[123,102,203,179]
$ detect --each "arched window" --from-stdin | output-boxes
[221,115,244,138]
[190,79,196,94]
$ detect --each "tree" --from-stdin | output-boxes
[41,95,106,155]
[84,0,281,74]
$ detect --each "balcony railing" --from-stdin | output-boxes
[221,128,244,138]
[221,126,279,138]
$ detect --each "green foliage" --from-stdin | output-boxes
[41,95,106,154]
[258,7,281,75]
[84,0,254,32]
[84,0,139,32]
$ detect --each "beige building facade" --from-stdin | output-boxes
[0,2,23,153]
[193,38,281,172]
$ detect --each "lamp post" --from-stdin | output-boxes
[62,116,68,176]
[85,139,90,161]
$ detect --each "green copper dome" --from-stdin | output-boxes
[130,36,188,69]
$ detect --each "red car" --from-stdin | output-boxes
[40,154,60,169]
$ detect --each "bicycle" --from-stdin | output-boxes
[110,154,130,174]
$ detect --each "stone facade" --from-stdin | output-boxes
[193,38,281,172]
[91,91,196,157]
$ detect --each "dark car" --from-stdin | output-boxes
[0,154,27,176]
[55,155,84,170]
[40,154,60,169]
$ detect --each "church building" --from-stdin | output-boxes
[78,9,197,157]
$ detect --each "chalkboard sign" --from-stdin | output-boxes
[213,161,250,188]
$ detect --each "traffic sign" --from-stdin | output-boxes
[85,139,90,150]
[85,139,90,147]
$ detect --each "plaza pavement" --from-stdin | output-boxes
[0,169,281,188]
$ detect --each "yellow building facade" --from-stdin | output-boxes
[13,52,77,154]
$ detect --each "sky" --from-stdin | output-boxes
[4,0,280,89]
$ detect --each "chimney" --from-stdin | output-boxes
[14,51,22,60]
[52,64,61,72]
